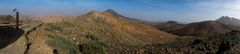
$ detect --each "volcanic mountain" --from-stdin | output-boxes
[169,21,232,36]
[82,9,177,44]
[216,16,240,30]
[53,9,177,45]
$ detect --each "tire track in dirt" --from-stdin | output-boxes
[23,23,43,54]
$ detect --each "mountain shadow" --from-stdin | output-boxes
[0,27,24,49]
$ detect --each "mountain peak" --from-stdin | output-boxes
[219,16,235,20]
[104,9,117,13]
[216,16,240,28]
[86,11,100,14]
[84,9,121,17]
[217,16,240,22]
[83,10,103,17]
[103,9,122,16]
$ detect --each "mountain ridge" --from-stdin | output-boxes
[60,9,178,45]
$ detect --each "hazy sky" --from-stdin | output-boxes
[0,0,240,23]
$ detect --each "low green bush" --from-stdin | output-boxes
[222,37,234,48]
[217,36,234,54]
[45,23,62,32]
[79,41,106,54]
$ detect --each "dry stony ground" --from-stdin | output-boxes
[143,33,240,54]
[27,26,53,54]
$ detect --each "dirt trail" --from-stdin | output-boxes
[26,24,53,54]
[0,22,48,54]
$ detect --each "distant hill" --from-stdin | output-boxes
[157,16,240,37]
[0,15,15,24]
[169,21,232,36]
[216,16,240,30]
[155,21,187,32]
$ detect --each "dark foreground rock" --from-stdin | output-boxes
[142,31,240,54]
[105,30,240,54]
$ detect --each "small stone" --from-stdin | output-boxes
[76,42,79,45]
[73,38,76,40]
[108,44,111,46]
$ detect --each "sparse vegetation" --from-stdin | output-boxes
[222,37,234,48]
[47,34,107,54]
[45,23,63,32]
[79,41,106,54]
[47,34,79,54]
[217,36,235,54]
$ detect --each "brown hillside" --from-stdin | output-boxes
[54,9,177,45]
[0,15,15,24]
[169,21,231,36]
